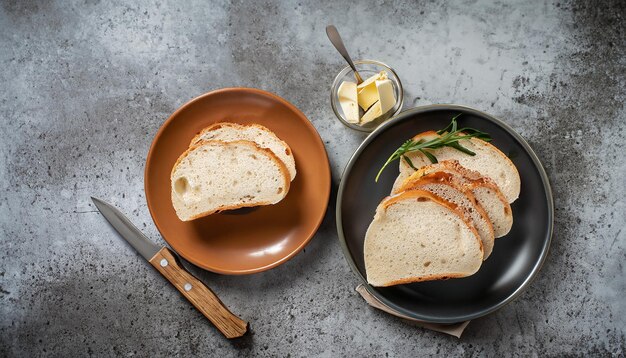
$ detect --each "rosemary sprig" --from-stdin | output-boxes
[375,113,491,182]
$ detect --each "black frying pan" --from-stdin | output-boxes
[336,105,553,324]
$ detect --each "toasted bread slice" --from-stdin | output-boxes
[394,131,520,202]
[171,140,290,221]
[398,173,495,259]
[364,190,483,287]
[191,122,296,181]
[398,160,513,238]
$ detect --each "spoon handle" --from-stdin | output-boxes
[326,25,363,84]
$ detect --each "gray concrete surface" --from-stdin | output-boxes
[1,0,624,356]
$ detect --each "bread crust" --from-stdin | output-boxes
[411,130,439,140]
[368,189,484,286]
[374,272,469,287]
[400,160,512,236]
[190,122,294,160]
[406,159,511,210]
[399,172,494,234]
[171,139,291,221]
[410,131,518,176]
[438,160,509,194]
[381,189,484,254]
[402,131,521,202]
[399,172,495,257]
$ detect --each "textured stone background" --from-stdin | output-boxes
[1,0,624,356]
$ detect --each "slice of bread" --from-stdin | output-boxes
[398,173,495,259]
[364,190,483,287]
[394,131,520,202]
[171,140,290,221]
[398,160,513,238]
[191,122,296,181]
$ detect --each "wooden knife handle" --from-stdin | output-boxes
[149,247,248,338]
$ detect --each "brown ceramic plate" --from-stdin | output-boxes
[145,88,331,274]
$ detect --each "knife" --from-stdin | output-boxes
[91,197,248,338]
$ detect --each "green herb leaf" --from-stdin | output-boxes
[375,114,491,182]
[419,149,438,164]
[402,155,418,170]
[447,142,476,156]
[436,112,463,135]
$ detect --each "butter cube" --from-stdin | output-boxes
[376,79,396,114]
[356,71,388,110]
[337,81,359,124]
[360,101,382,124]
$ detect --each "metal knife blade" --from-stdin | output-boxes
[91,197,160,260]
[90,196,248,338]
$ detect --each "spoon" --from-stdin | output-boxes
[326,25,364,84]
